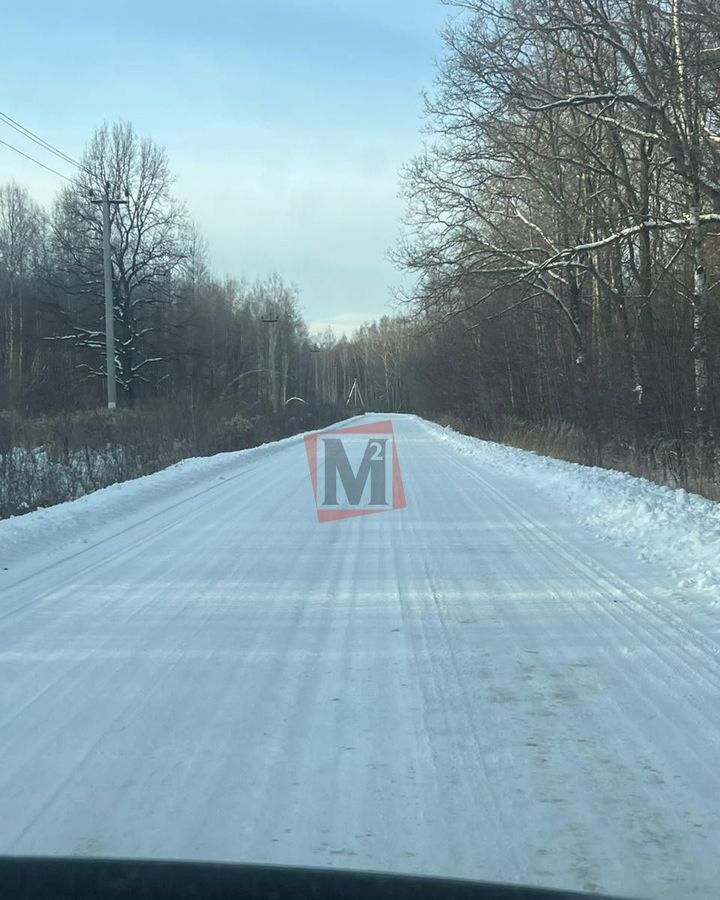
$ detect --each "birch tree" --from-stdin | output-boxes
[398,0,720,455]
[0,183,45,407]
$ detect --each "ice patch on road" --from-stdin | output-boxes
[423,418,720,600]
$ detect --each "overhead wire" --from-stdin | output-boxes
[0,110,83,171]
[0,109,100,184]
[0,136,73,181]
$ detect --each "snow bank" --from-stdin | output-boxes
[0,429,308,571]
[6,411,720,602]
[0,414,367,574]
[424,418,720,599]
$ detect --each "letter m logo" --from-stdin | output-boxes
[305,420,406,522]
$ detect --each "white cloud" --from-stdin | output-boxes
[308,312,376,338]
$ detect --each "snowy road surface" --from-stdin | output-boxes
[1,414,719,899]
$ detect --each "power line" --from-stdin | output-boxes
[0,136,73,181]
[0,110,83,171]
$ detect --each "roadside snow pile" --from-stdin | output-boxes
[0,428,309,572]
[0,414,366,574]
[425,418,720,598]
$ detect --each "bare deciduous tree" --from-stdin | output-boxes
[49,121,190,403]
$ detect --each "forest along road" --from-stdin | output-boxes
[0,414,718,900]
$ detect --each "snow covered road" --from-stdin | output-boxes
[1,414,719,899]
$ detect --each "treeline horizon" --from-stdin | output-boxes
[0,120,412,420]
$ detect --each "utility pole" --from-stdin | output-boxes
[261,306,279,411]
[310,345,320,402]
[91,181,127,410]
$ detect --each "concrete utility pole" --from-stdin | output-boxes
[91,181,127,410]
[310,345,320,402]
[261,308,279,412]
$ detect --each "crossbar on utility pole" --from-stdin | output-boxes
[91,181,127,410]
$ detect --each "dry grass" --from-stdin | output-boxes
[432,413,720,502]
[0,402,345,520]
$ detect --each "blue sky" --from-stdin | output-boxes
[1,0,448,334]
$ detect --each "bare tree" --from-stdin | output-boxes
[49,121,190,404]
[396,0,720,460]
[0,183,45,407]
